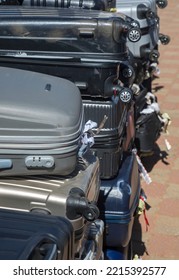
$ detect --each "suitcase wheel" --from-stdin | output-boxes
[159,33,171,45]
[119,88,133,103]
[156,0,168,9]
[127,28,141,43]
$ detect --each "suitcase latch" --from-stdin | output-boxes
[25,156,55,169]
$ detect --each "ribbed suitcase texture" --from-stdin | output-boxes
[0,209,74,260]
[0,152,100,253]
[97,152,141,248]
[0,66,84,177]
[83,98,129,179]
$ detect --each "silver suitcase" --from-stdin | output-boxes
[115,0,159,59]
[0,152,100,255]
[0,67,84,177]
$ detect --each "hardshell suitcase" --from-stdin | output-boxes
[0,60,135,98]
[0,151,100,254]
[22,0,109,10]
[0,209,74,260]
[0,6,139,60]
[0,6,138,97]
[97,152,141,248]
[83,98,129,179]
[0,66,84,177]
[115,0,159,58]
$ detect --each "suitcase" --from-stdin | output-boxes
[0,6,138,96]
[134,85,149,119]
[0,66,84,177]
[97,152,141,248]
[79,219,104,260]
[83,98,130,179]
[0,209,74,260]
[0,6,139,60]
[135,111,163,152]
[0,150,100,254]
[114,0,159,59]
[22,0,109,10]
[0,60,135,98]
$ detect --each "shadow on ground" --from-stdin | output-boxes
[140,143,169,173]
[131,216,149,258]
[131,142,169,259]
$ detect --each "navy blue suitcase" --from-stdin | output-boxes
[97,152,141,248]
[0,209,74,260]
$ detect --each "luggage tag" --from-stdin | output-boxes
[133,149,152,184]
[136,189,150,232]
[111,88,119,104]
[78,120,97,158]
[78,116,108,157]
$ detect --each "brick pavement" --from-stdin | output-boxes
[132,0,179,260]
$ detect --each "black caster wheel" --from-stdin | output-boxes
[149,49,160,62]
[156,0,168,9]
[159,34,171,45]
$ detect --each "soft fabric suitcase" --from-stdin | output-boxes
[82,98,130,179]
[97,152,141,248]
[0,66,84,177]
[0,209,74,260]
[134,85,149,119]
[0,150,100,254]
[135,111,163,153]
[115,0,159,58]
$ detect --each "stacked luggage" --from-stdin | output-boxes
[0,0,169,260]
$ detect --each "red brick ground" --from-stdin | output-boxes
[132,0,179,260]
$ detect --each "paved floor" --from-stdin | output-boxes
[132,0,179,260]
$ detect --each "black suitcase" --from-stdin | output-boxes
[0,6,138,97]
[83,98,129,179]
[0,209,74,260]
[22,0,109,10]
[135,111,163,153]
[0,6,139,58]
[0,66,84,177]
[97,152,141,248]
[134,85,149,119]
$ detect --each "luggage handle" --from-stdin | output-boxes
[18,234,58,260]
[40,243,58,260]
[79,29,95,38]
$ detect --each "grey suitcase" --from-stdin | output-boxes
[115,0,159,58]
[0,151,100,255]
[0,66,84,177]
